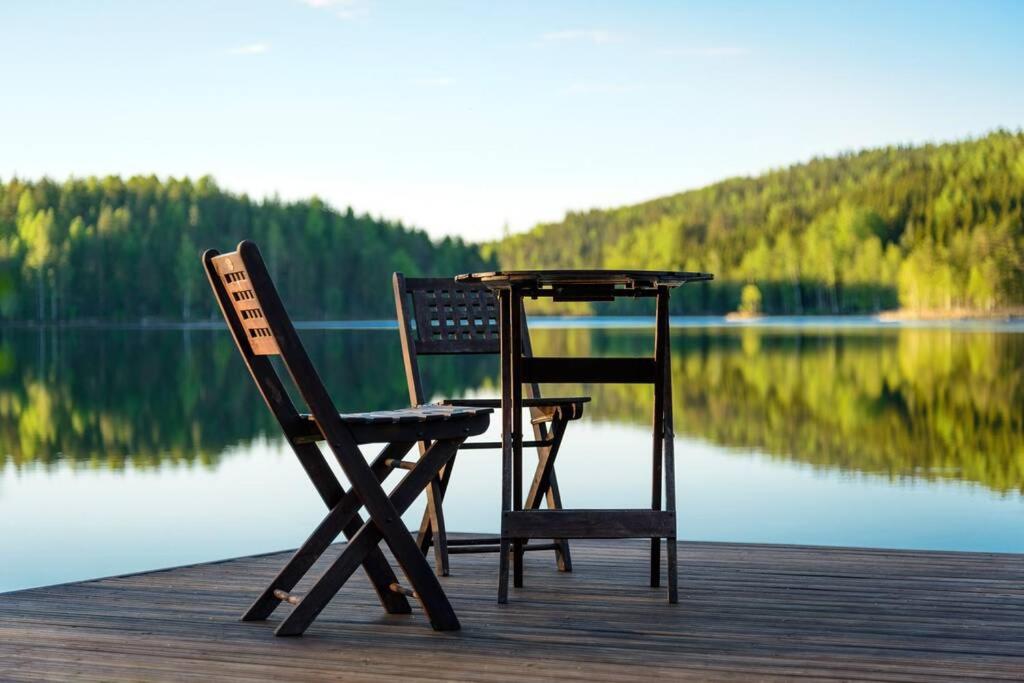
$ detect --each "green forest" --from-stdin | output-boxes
[0,175,491,321]
[1,130,1022,321]
[494,129,1024,315]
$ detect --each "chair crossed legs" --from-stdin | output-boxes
[203,241,491,635]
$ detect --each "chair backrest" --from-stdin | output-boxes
[394,276,501,356]
[393,272,541,407]
[209,249,282,356]
[203,241,356,455]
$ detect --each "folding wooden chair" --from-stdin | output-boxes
[393,273,589,577]
[203,241,491,635]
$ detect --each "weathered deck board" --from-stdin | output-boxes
[1,539,1021,682]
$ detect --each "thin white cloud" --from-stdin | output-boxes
[414,76,456,88]
[227,43,270,56]
[658,46,749,58]
[542,29,622,45]
[298,0,368,20]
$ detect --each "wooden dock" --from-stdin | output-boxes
[1,539,1021,681]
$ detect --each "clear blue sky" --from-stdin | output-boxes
[2,0,1022,240]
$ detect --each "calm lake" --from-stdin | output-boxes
[2,319,1022,592]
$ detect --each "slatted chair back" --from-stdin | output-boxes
[210,251,282,356]
[204,241,362,456]
[403,277,501,355]
[393,273,543,407]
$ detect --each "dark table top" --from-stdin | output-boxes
[455,269,714,290]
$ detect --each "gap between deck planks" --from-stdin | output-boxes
[1,538,1022,682]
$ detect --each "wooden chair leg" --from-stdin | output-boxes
[416,482,433,553]
[275,520,387,636]
[275,438,463,636]
[415,443,434,554]
[243,441,415,621]
[380,515,460,632]
[545,470,573,573]
[417,454,455,556]
[525,415,572,572]
[426,476,449,576]
[354,439,462,632]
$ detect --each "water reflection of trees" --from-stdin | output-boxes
[529,327,1024,495]
[2,326,1021,495]
[0,329,492,471]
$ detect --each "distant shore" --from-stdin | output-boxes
[725,308,1024,323]
[875,307,1024,322]
[2,311,1023,331]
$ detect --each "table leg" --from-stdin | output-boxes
[651,288,667,588]
[498,288,512,604]
[511,290,525,589]
[660,287,678,604]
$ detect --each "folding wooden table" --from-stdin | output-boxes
[454,269,713,605]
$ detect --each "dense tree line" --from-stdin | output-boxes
[493,130,1024,314]
[3,131,1022,321]
[0,175,492,321]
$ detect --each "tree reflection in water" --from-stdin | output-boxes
[1,325,1021,495]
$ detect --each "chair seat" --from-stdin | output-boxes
[440,396,589,421]
[338,404,493,425]
[297,404,492,445]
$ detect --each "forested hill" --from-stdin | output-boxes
[3,132,1023,322]
[492,130,1024,314]
[0,176,492,321]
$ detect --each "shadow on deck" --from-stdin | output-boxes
[1,539,1021,681]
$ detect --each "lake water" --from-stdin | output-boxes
[2,319,1022,592]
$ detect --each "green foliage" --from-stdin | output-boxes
[495,130,1024,314]
[739,284,762,314]
[0,175,494,321]
[3,132,1022,320]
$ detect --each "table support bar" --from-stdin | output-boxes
[521,357,657,384]
[503,510,675,539]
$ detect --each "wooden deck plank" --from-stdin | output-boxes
[1,539,1021,682]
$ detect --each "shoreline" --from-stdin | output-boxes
[1,311,1022,332]
[876,307,1024,322]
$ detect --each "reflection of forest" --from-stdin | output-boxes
[2,327,1021,496]
[0,329,492,471]
[529,327,1024,495]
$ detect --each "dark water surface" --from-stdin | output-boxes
[2,320,1021,591]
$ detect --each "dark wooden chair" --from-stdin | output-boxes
[203,241,491,635]
[393,273,589,576]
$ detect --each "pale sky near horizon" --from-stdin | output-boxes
[2,0,1023,241]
